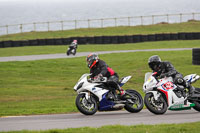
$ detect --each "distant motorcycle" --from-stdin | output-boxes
[74,74,144,115]
[143,72,200,114]
[66,40,78,56]
[66,46,76,56]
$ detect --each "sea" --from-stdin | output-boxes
[0,0,200,35]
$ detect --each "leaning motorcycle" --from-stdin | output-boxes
[143,72,200,115]
[66,46,76,56]
[74,74,144,115]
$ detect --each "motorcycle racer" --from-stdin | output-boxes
[86,53,125,97]
[67,40,78,55]
[70,40,78,49]
[148,55,194,96]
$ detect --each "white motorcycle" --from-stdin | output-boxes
[66,46,76,56]
[74,74,144,115]
[143,72,200,114]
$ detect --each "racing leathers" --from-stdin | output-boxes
[154,61,180,79]
[68,42,77,53]
[90,59,125,95]
[153,61,194,96]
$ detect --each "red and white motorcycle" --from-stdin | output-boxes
[143,72,200,114]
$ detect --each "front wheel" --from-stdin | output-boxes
[124,89,144,113]
[66,50,70,56]
[144,92,167,115]
[76,93,98,115]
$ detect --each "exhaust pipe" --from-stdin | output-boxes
[113,104,125,109]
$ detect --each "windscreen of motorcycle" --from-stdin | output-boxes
[143,75,157,92]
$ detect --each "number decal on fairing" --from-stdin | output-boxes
[161,81,174,90]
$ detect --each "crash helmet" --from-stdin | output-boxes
[86,53,99,69]
[71,40,77,45]
[72,40,77,44]
[148,55,162,71]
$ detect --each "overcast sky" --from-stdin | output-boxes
[0,0,106,1]
[0,0,149,4]
[0,0,148,2]
[0,0,199,2]
[0,0,199,27]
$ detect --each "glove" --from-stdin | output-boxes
[94,74,104,81]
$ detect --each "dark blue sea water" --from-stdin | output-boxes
[0,0,200,35]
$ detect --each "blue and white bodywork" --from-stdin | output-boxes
[74,74,132,111]
[184,74,200,83]
[74,73,143,115]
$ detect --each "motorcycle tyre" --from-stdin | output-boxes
[124,90,144,113]
[76,93,98,115]
[73,51,76,56]
[66,50,70,56]
[193,101,200,112]
[144,93,167,115]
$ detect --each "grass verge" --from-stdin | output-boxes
[0,40,200,57]
[0,21,200,41]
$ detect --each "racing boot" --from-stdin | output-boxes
[119,87,126,100]
[186,82,195,97]
[189,86,195,97]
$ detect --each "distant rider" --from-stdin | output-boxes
[86,53,125,98]
[68,40,78,54]
[148,55,194,96]
[66,40,78,56]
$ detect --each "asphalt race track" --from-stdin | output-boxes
[0,48,192,62]
[0,109,200,131]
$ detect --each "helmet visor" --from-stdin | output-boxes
[87,59,97,69]
[149,62,160,71]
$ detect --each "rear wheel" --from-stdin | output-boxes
[124,90,144,113]
[193,101,200,112]
[144,92,167,115]
[190,88,200,112]
[73,49,76,55]
[76,93,98,115]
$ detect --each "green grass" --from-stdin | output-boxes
[1,122,200,133]
[0,21,200,41]
[0,49,200,116]
[0,40,200,57]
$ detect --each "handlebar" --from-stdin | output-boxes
[89,77,107,83]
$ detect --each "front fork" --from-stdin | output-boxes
[147,91,167,109]
[79,92,92,103]
[148,91,161,101]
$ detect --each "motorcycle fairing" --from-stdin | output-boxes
[184,74,200,83]
[74,74,109,101]
[119,76,132,87]
[99,93,115,111]
[155,77,185,107]
[74,74,90,91]
[161,81,174,91]
[158,83,187,108]
[87,86,109,101]
[143,75,157,93]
